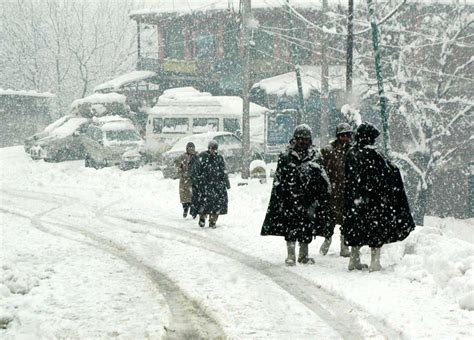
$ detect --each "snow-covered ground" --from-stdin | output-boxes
[1,146,473,339]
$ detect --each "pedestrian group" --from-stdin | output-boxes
[175,121,415,272]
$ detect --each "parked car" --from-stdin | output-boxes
[82,116,144,169]
[161,131,263,179]
[24,115,71,154]
[29,116,90,162]
[119,148,144,171]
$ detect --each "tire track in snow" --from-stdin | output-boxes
[3,187,400,338]
[96,213,400,339]
[0,190,226,339]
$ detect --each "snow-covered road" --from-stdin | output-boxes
[1,146,473,339]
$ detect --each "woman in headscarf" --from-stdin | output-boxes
[175,142,197,218]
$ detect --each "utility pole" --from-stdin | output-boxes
[367,0,390,155]
[285,0,305,124]
[241,0,251,178]
[320,0,330,145]
[346,0,354,94]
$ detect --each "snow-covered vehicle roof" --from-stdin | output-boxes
[70,93,129,118]
[70,93,127,110]
[46,117,89,139]
[148,87,267,117]
[91,116,136,132]
[93,71,156,93]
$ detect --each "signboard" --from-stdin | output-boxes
[264,109,298,155]
[163,60,197,74]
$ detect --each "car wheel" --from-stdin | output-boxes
[84,155,90,168]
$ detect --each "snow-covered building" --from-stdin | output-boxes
[129,0,347,96]
[0,89,56,147]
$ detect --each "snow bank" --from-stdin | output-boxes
[384,220,474,311]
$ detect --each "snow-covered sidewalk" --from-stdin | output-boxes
[1,146,473,339]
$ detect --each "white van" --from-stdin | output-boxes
[145,99,241,160]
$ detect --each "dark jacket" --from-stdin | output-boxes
[261,146,332,243]
[341,126,415,248]
[191,150,230,215]
[321,139,352,225]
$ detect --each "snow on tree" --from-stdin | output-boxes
[354,1,473,222]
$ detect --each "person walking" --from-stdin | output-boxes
[319,123,354,257]
[175,142,197,218]
[191,140,230,228]
[342,122,415,271]
[261,124,332,266]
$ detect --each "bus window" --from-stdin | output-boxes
[193,118,218,133]
[153,118,163,133]
[223,118,240,134]
[162,118,189,133]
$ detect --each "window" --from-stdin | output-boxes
[193,118,218,133]
[196,32,215,59]
[106,130,141,142]
[153,118,163,133]
[163,118,189,133]
[223,118,240,134]
[214,135,241,148]
[165,26,185,59]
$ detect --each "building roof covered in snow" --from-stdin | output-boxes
[251,65,350,99]
[0,88,55,98]
[130,0,472,18]
[93,71,157,93]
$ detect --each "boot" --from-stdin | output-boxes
[369,247,382,272]
[348,246,368,271]
[339,235,350,257]
[298,242,315,264]
[209,214,218,229]
[182,204,189,218]
[285,241,296,266]
[319,237,332,256]
[198,215,206,228]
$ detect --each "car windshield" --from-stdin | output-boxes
[106,130,141,142]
